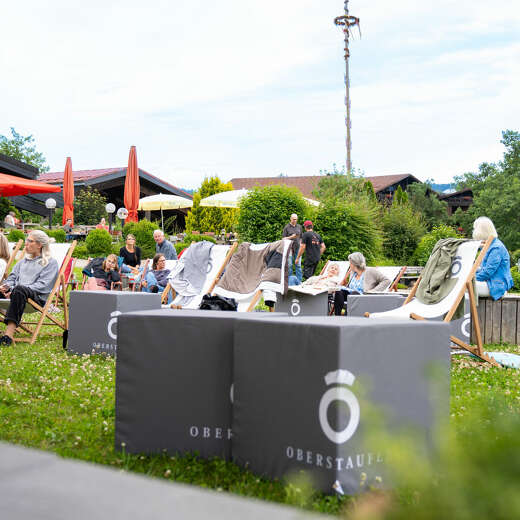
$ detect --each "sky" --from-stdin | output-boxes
[1,1,519,190]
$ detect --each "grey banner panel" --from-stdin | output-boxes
[233,316,450,494]
[277,290,329,316]
[68,291,162,356]
[115,309,287,459]
[347,294,406,317]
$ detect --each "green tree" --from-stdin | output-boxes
[186,176,238,234]
[407,182,449,230]
[393,185,408,205]
[314,200,382,265]
[382,203,426,264]
[0,127,49,172]
[74,187,107,225]
[313,168,369,206]
[85,229,112,257]
[237,185,310,243]
[412,224,459,266]
[454,130,520,251]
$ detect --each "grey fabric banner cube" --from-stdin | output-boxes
[347,294,406,317]
[115,309,287,459]
[232,316,450,494]
[276,290,329,316]
[68,291,162,356]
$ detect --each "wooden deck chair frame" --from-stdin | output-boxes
[365,237,498,366]
[162,242,238,307]
[0,241,77,345]
[1,239,23,283]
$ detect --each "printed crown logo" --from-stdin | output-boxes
[325,369,355,387]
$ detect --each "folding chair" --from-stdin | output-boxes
[212,240,291,312]
[2,240,24,283]
[366,237,498,366]
[162,243,237,309]
[374,266,407,292]
[0,241,77,345]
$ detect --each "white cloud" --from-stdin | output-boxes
[0,0,519,189]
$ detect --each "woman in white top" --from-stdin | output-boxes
[0,234,11,280]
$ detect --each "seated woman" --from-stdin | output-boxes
[0,230,59,346]
[119,233,141,275]
[84,254,121,291]
[333,252,390,316]
[142,254,170,294]
[0,234,11,281]
[301,262,341,291]
[473,216,513,300]
[95,217,109,231]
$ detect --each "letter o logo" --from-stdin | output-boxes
[319,386,360,444]
[290,299,301,316]
[450,256,462,277]
[107,311,122,340]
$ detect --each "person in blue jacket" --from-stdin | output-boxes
[473,216,513,300]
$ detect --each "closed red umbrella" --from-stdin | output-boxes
[62,157,74,225]
[0,173,61,197]
[124,146,140,223]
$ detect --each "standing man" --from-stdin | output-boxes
[296,220,326,280]
[282,213,303,285]
[153,229,178,260]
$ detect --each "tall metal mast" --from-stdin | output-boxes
[334,1,360,175]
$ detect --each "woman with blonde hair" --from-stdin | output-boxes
[0,234,11,280]
[473,216,513,299]
[0,231,59,346]
[85,253,121,291]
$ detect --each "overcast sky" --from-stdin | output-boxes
[1,1,519,189]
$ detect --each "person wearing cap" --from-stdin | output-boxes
[295,220,326,280]
[282,213,303,285]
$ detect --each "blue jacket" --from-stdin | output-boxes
[476,238,513,300]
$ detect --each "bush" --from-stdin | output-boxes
[174,242,189,254]
[382,204,426,264]
[85,229,112,257]
[47,229,66,243]
[6,229,25,242]
[237,185,311,243]
[72,243,88,259]
[314,200,382,264]
[510,249,520,266]
[511,266,520,292]
[122,219,156,258]
[412,224,459,266]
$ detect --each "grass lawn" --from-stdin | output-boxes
[0,319,519,516]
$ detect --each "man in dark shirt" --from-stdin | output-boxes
[296,220,326,279]
[282,213,303,285]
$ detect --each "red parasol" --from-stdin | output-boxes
[0,172,61,197]
[62,157,74,225]
[124,146,140,223]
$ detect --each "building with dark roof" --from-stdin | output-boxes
[438,188,473,215]
[230,173,421,201]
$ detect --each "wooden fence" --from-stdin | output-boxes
[472,294,520,345]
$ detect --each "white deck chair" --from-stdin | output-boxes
[2,240,24,282]
[367,238,497,366]
[285,260,351,297]
[371,266,406,293]
[213,240,291,312]
[162,243,237,309]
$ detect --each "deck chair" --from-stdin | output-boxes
[366,237,498,366]
[161,243,237,309]
[0,241,77,345]
[2,240,24,283]
[212,240,291,312]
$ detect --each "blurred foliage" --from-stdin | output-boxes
[6,229,25,242]
[74,187,107,226]
[407,182,449,231]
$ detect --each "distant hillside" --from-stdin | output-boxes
[429,183,455,193]
[180,188,195,195]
